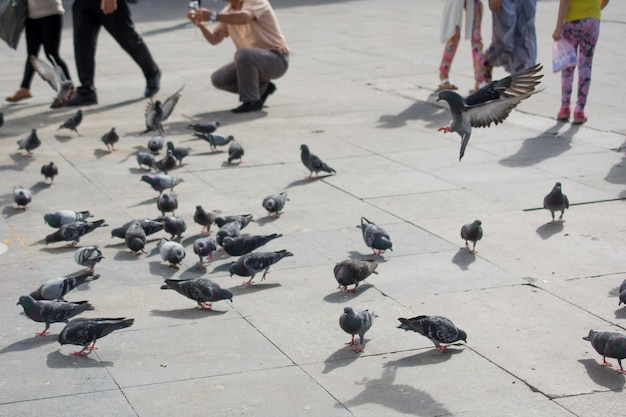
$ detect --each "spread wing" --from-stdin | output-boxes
[29,55,60,91]
[160,86,184,121]
[465,91,534,128]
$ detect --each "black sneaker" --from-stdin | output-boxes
[67,91,98,106]
[145,70,161,98]
[260,82,276,105]
[231,100,263,113]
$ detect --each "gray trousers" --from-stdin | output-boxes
[211,47,289,102]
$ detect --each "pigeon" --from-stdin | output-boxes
[143,86,183,135]
[227,141,244,164]
[300,144,336,178]
[619,279,626,306]
[215,214,254,230]
[358,217,393,255]
[339,307,375,353]
[193,205,221,235]
[543,182,569,224]
[58,317,134,356]
[156,149,178,173]
[111,218,163,239]
[216,221,241,246]
[101,127,119,151]
[187,120,220,135]
[58,109,83,136]
[193,237,218,269]
[437,63,543,160]
[136,151,157,171]
[161,278,232,310]
[141,174,183,196]
[163,215,186,241]
[583,330,626,374]
[30,270,99,301]
[29,55,74,108]
[17,295,94,336]
[41,161,58,184]
[460,220,483,253]
[262,192,288,218]
[156,193,178,217]
[159,240,186,267]
[147,135,164,153]
[17,129,41,155]
[196,133,234,151]
[45,219,108,246]
[229,250,294,285]
[74,246,104,271]
[166,141,192,165]
[13,187,32,209]
[221,233,283,257]
[125,221,147,254]
[45,210,92,228]
[334,259,378,293]
[398,315,467,352]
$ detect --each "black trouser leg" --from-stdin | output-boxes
[20,18,42,89]
[73,0,101,92]
[40,14,72,81]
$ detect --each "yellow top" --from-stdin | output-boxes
[565,0,602,22]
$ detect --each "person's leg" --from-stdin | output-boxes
[40,14,72,81]
[483,0,517,75]
[512,0,537,72]
[73,0,101,94]
[470,0,485,90]
[439,26,460,89]
[211,62,239,94]
[572,18,600,123]
[7,18,39,101]
[559,21,581,120]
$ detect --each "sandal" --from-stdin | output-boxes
[438,79,458,91]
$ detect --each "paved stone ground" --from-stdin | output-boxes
[1,1,625,416]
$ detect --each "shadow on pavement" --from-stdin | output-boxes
[578,358,625,391]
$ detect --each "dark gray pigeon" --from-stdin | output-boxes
[41,161,58,183]
[300,144,336,178]
[262,192,288,218]
[187,120,220,135]
[17,295,94,336]
[45,210,91,228]
[157,193,178,217]
[437,63,543,160]
[222,233,282,256]
[13,186,32,209]
[334,259,378,293]
[339,307,375,353]
[30,270,99,301]
[619,278,626,306]
[166,141,192,165]
[156,149,177,174]
[193,237,218,269]
[543,182,569,223]
[141,174,183,196]
[45,219,107,246]
[193,205,221,235]
[196,133,234,151]
[163,215,186,241]
[111,218,163,239]
[58,317,134,356]
[460,220,483,253]
[216,221,241,246]
[143,86,183,135]
[17,129,41,155]
[161,278,232,310]
[228,141,244,164]
[215,214,254,230]
[58,109,83,135]
[29,55,74,108]
[147,135,164,153]
[136,151,157,171]
[229,250,293,285]
[358,217,393,255]
[74,246,104,271]
[398,315,467,352]
[159,240,186,267]
[125,221,147,254]
[101,127,119,151]
[583,330,626,374]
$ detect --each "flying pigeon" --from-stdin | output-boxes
[143,86,183,135]
[229,250,293,285]
[583,330,626,374]
[196,133,234,151]
[45,219,108,246]
[437,63,543,160]
[193,205,221,235]
[339,307,375,353]
[45,210,92,228]
[17,129,41,155]
[300,144,336,178]
[58,317,134,356]
[187,120,220,135]
[398,315,467,352]
[161,278,232,310]
[17,295,94,336]
[159,240,186,267]
[111,218,163,239]
[358,217,393,255]
[543,182,569,224]
[141,174,183,196]
[147,135,164,153]
[193,237,218,269]
[227,141,244,164]
[136,151,157,171]
[58,110,83,136]
[215,214,254,230]
[125,221,147,254]
[460,220,483,253]
[74,246,104,271]
[334,259,378,293]
[619,278,626,306]
[262,192,288,218]
[101,127,119,151]
[216,221,241,246]
[41,161,58,184]
[156,193,178,217]
[221,233,283,257]
[166,141,192,165]
[13,187,32,209]
[30,270,99,301]
[29,55,74,108]
[163,215,186,241]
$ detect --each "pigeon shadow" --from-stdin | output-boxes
[0,335,58,354]
[321,346,361,374]
[47,350,114,368]
[221,160,242,167]
[150,307,228,319]
[578,359,625,391]
[2,205,28,218]
[128,167,153,174]
[535,221,564,240]
[228,282,281,296]
[499,123,579,167]
[285,178,314,188]
[193,109,266,126]
[384,348,463,368]
[53,134,74,142]
[181,235,199,247]
[179,265,207,279]
[322,284,373,303]
[113,250,145,261]
[376,99,447,129]
[347,250,389,263]
[148,261,179,278]
[127,197,158,208]
[39,245,79,253]
[29,181,51,195]
[94,148,111,159]
[451,248,476,270]
[604,154,626,185]
[255,215,280,226]
[615,308,626,319]
[0,153,34,172]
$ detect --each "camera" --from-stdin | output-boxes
[189,0,200,10]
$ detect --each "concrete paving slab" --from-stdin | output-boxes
[556,391,625,417]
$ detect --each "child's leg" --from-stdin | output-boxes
[560,21,581,111]
[471,0,485,86]
[573,18,600,113]
[439,26,461,83]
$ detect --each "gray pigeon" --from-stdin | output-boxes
[300,144,336,178]
[141,174,183,196]
[58,109,83,135]
[543,182,569,223]
[460,220,483,253]
[161,278,232,310]
[163,215,186,241]
[156,149,177,174]
[193,205,221,235]
[45,219,107,246]
[187,120,220,135]
[358,217,393,255]
[30,270,99,301]
[619,278,626,306]
[29,55,74,108]
[147,135,164,153]
[125,221,147,254]
[583,330,626,374]
[58,317,134,356]
[74,246,104,271]
[398,315,467,352]
[222,233,283,257]
[111,218,163,239]
[45,210,91,228]
[17,295,94,336]
[339,307,375,353]
[157,193,178,217]
[437,63,543,160]
[262,192,288,218]
[136,151,157,171]
[216,220,241,246]
[228,141,244,164]
[143,86,183,135]
[17,129,41,155]
[229,250,294,285]
[101,127,119,151]
[334,259,378,293]
[215,214,254,230]
[166,141,192,165]
[193,237,218,269]
[159,240,186,267]
[13,186,32,209]
[196,133,234,151]
[41,161,58,183]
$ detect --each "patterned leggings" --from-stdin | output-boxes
[561,18,600,111]
[439,0,485,82]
